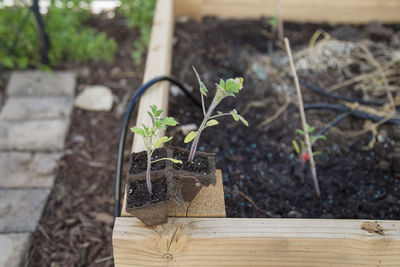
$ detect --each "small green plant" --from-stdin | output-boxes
[118,0,156,65]
[184,67,248,161]
[0,1,117,69]
[292,124,326,163]
[130,105,182,195]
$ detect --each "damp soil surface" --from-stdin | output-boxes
[129,148,167,175]
[167,17,400,220]
[127,177,167,208]
[173,149,212,174]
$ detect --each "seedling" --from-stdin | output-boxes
[130,105,182,194]
[184,67,248,161]
[292,124,326,164]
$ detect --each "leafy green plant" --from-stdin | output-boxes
[118,0,156,65]
[130,105,182,194]
[0,0,117,69]
[184,67,248,161]
[292,124,326,163]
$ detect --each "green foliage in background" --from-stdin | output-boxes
[118,0,156,65]
[0,0,117,69]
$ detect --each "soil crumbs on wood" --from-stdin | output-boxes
[168,17,400,220]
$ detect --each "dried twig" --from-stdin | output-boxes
[275,0,284,42]
[359,43,396,109]
[259,80,290,127]
[284,38,321,198]
[235,186,273,217]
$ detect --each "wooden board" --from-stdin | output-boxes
[113,218,400,266]
[121,170,225,218]
[175,0,400,24]
[131,0,174,153]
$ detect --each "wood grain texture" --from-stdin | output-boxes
[131,0,174,153]
[121,170,226,218]
[178,0,400,24]
[113,218,400,266]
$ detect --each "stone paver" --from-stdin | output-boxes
[0,152,61,188]
[0,71,75,266]
[0,97,74,121]
[7,71,76,97]
[0,233,31,267]
[0,189,51,232]
[0,119,70,151]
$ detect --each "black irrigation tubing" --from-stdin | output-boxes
[114,76,201,219]
[298,80,386,107]
[31,0,50,65]
[303,103,400,125]
[316,112,351,137]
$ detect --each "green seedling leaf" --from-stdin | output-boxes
[150,105,162,117]
[313,151,321,156]
[147,111,154,121]
[155,119,164,129]
[230,109,249,126]
[224,78,242,94]
[193,66,208,96]
[184,131,197,143]
[163,117,179,126]
[130,126,145,136]
[292,140,300,155]
[167,158,182,164]
[153,136,173,149]
[306,124,315,133]
[296,129,305,136]
[206,119,219,127]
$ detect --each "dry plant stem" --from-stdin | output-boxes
[260,79,290,127]
[235,187,270,216]
[360,43,396,109]
[275,0,284,41]
[346,116,394,139]
[284,37,321,198]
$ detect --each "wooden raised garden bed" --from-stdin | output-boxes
[113,0,400,266]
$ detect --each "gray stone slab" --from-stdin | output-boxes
[0,152,61,188]
[0,119,70,151]
[0,96,74,121]
[0,233,31,267]
[0,188,50,232]
[7,71,75,97]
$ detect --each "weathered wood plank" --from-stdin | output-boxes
[178,0,400,24]
[113,217,400,266]
[131,0,174,153]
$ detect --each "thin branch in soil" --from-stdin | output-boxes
[275,0,284,42]
[234,186,273,217]
[284,37,321,198]
[359,43,396,110]
[259,78,290,127]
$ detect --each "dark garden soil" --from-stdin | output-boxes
[167,18,400,220]
[127,177,167,208]
[25,14,400,266]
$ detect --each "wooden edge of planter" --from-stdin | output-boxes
[174,0,400,24]
[121,169,226,217]
[113,218,400,266]
[131,0,174,153]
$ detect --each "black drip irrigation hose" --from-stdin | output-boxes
[31,0,50,65]
[316,112,351,137]
[114,76,201,219]
[299,80,385,107]
[303,103,400,125]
